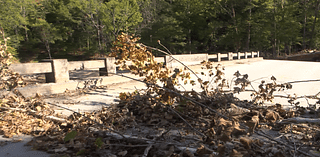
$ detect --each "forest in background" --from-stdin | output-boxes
[1,0,320,62]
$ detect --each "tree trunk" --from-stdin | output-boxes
[213,28,217,52]
[21,5,28,41]
[41,27,52,59]
[45,40,51,59]
[246,0,252,52]
[272,0,277,58]
[112,8,117,41]
[97,27,101,51]
[278,40,280,56]
[87,37,90,50]
[231,3,239,53]
[189,28,191,54]
[309,0,320,48]
[303,0,307,50]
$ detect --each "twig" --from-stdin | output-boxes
[291,124,297,157]
[278,117,320,124]
[47,102,125,138]
[174,105,210,125]
[252,143,265,153]
[304,95,312,108]
[273,94,320,100]
[111,72,230,120]
[158,40,173,55]
[297,144,305,150]
[139,43,203,87]
[177,83,187,91]
[295,124,320,132]
[142,144,153,157]
[0,106,66,123]
[249,82,258,93]
[107,144,150,147]
[287,79,320,84]
[250,75,273,83]
[255,130,315,157]
[164,103,207,138]
[145,93,206,138]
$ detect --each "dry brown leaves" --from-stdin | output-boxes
[0,28,25,90]
[0,93,59,138]
[0,29,55,138]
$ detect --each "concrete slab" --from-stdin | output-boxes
[16,73,144,98]
[224,60,320,106]
[0,135,51,157]
[165,54,208,68]
[9,62,52,75]
[2,58,319,156]
[44,80,147,116]
[46,57,320,116]
[180,59,320,108]
[46,58,320,117]
[68,60,105,71]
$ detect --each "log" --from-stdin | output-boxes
[278,117,320,124]
[0,107,66,123]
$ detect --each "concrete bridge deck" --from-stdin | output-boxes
[44,59,320,116]
[1,58,320,157]
[221,59,320,107]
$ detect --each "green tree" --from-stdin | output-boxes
[105,0,143,41]
[0,0,25,48]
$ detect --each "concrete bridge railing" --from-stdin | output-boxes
[9,57,116,84]
[8,52,260,84]
[208,51,259,61]
[165,52,259,68]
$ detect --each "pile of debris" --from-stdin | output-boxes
[1,32,320,157]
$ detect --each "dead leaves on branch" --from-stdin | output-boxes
[252,77,293,104]
[107,33,320,156]
[0,94,58,138]
[0,28,25,90]
[110,33,165,83]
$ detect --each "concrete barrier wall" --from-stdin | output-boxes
[8,52,259,84]
[155,57,165,63]
[9,57,116,84]
[208,52,259,61]
[3,52,262,98]
[122,57,165,66]
[165,54,208,68]
[221,53,228,58]
[9,62,52,74]
[208,54,217,58]
[68,60,105,71]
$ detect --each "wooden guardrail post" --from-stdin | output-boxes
[251,52,254,58]
[217,53,221,62]
[41,59,69,83]
[237,52,241,59]
[99,57,116,76]
[257,51,260,57]
[244,52,248,59]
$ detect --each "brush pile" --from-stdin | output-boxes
[0,33,320,157]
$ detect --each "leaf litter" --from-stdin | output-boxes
[0,33,320,157]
